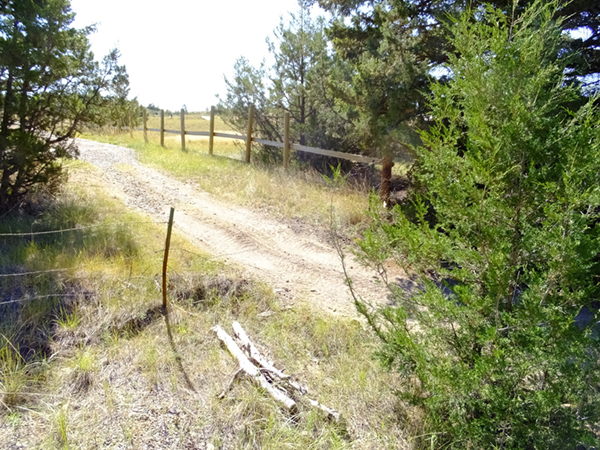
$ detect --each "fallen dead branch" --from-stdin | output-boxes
[212,322,341,422]
[232,321,307,394]
[212,325,297,413]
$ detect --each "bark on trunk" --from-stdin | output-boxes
[380,156,395,207]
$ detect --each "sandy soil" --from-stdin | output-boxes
[76,138,396,316]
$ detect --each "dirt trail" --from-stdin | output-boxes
[76,138,394,315]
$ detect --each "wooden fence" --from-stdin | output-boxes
[135,106,399,202]
[137,106,380,167]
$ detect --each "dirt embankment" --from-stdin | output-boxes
[76,138,397,316]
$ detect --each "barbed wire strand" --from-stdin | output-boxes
[0,294,80,306]
[0,220,168,237]
[176,246,255,260]
[0,247,164,278]
[0,272,162,306]
[0,267,79,278]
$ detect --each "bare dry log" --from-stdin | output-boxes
[231,321,341,423]
[232,321,306,393]
[212,325,297,413]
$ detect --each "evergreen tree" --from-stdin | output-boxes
[268,1,352,151]
[219,1,358,165]
[314,0,599,156]
[218,56,279,145]
[354,2,600,447]
[0,0,130,210]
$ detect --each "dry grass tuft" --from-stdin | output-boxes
[0,157,418,449]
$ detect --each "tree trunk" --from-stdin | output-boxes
[380,156,395,207]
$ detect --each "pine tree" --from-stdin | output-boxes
[219,1,358,165]
[314,0,598,156]
[0,0,129,210]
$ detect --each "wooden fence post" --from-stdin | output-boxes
[283,112,290,169]
[209,106,215,156]
[180,108,186,151]
[162,207,175,308]
[160,110,165,147]
[245,104,254,163]
[128,111,134,137]
[143,109,148,143]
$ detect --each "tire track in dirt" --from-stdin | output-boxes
[76,138,395,315]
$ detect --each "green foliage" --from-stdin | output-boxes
[218,55,274,140]
[0,342,27,409]
[56,306,81,330]
[218,1,359,167]
[315,0,598,156]
[321,163,348,188]
[323,0,436,156]
[96,62,142,130]
[0,0,132,211]
[355,2,600,448]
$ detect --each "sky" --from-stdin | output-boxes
[70,0,309,112]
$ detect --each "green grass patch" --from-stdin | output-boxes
[0,161,414,449]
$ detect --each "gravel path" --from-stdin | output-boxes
[76,138,395,315]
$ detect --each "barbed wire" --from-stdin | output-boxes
[176,247,255,260]
[0,272,162,307]
[0,220,168,237]
[0,246,164,279]
[0,267,81,278]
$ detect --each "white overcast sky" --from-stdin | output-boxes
[70,0,311,112]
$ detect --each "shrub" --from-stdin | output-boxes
[355,2,600,448]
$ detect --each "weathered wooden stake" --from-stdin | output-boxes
[180,108,186,151]
[283,112,290,169]
[160,110,165,147]
[209,106,215,156]
[162,207,175,308]
[143,109,148,143]
[128,112,134,137]
[245,104,254,163]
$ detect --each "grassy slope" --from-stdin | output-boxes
[80,129,373,231]
[0,162,415,449]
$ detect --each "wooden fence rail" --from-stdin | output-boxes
[135,105,398,202]
[138,105,380,166]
